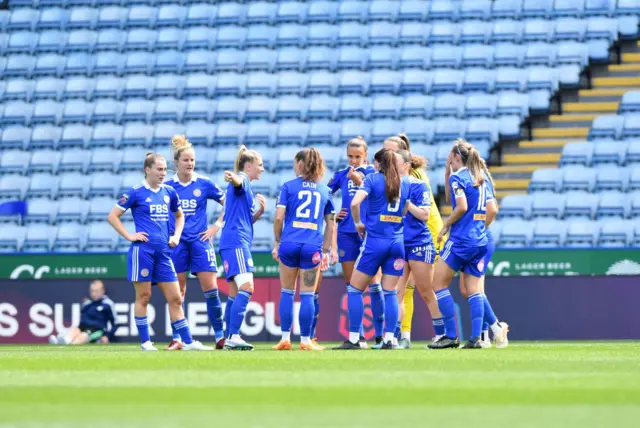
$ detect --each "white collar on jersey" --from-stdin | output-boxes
[172,173,200,186]
[142,180,162,193]
[451,166,468,176]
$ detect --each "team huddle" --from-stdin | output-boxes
[105,133,509,351]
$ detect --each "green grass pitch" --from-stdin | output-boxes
[1,342,639,427]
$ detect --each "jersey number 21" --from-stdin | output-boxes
[297,190,321,219]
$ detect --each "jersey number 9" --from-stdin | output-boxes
[297,190,321,219]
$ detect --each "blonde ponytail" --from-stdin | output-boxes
[171,134,193,163]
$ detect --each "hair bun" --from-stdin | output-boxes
[171,135,191,152]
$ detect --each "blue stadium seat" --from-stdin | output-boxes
[431,69,463,94]
[307,24,338,48]
[598,219,630,248]
[156,28,184,51]
[62,77,94,101]
[153,50,184,74]
[561,142,593,166]
[56,197,90,224]
[184,99,215,122]
[61,100,93,125]
[597,191,628,219]
[245,122,277,146]
[214,147,243,172]
[619,91,640,114]
[2,101,35,126]
[38,7,68,30]
[622,114,640,139]
[90,124,123,149]
[494,44,524,67]
[4,78,35,102]
[432,46,463,69]
[97,6,126,29]
[29,124,61,151]
[339,96,372,120]
[183,49,214,74]
[186,3,215,27]
[498,194,532,219]
[126,28,157,51]
[57,172,89,198]
[67,7,98,29]
[277,121,309,146]
[276,96,309,121]
[337,119,370,143]
[398,46,431,70]
[277,2,308,24]
[368,0,400,21]
[86,223,117,252]
[58,147,90,174]
[121,124,154,148]
[33,54,65,77]
[151,123,184,148]
[592,140,625,165]
[155,74,185,99]
[564,191,598,219]
[153,99,186,123]
[522,0,553,18]
[24,224,55,252]
[36,30,69,54]
[245,97,276,121]
[398,1,429,21]
[628,141,640,165]
[337,23,368,47]
[0,226,26,252]
[246,2,276,25]
[216,49,248,73]
[532,219,567,247]
[0,174,28,201]
[121,75,153,99]
[64,53,94,76]
[28,149,61,174]
[616,0,640,15]
[88,172,121,198]
[589,115,624,140]
[524,19,553,42]
[60,125,92,150]
[434,94,465,118]
[371,95,402,119]
[492,20,523,43]
[157,5,186,28]
[529,168,563,192]
[595,166,629,192]
[429,22,459,45]
[24,198,57,225]
[585,17,617,42]
[562,166,596,192]
[399,22,430,45]
[338,71,371,95]
[557,42,589,69]
[93,100,124,123]
[120,148,150,171]
[337,47,369,71]
[126,5,157,29]
[434,118,466,144]
[463,69,496,94]
[618,16,639,40]
[631,192,640,217]
[183,73,213,98]
[462,45,494,68]
[7,8,38,31]
[459,21,490,44]
[307,1,338,23]
[245,48,277,73]
[554,18,587,42]
[465,94,498,117]
[94,51,124,75]
[274,47,306,72]
[31,100,61,125]
[7,31,37,54]
[498,220,533,248]
[1,126,30,150]
[215,122,246,146]
[460,0,492,20]
[337,1,368,23]
[66,29,97,53]
[276,24,308,48]
[401,94,435,118]
[584,0,615,17]
[121,99,154,123]
[246,25,277,49]
[308,95,339,120]
[553,0,586,17]
[96,29,123,51]
[524,43,557,67]
[5,55,36,78]
[531,192,566,219]
[428,0,460,21]
[369,22,399,45]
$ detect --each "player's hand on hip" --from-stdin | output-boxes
[330,248,339,265]
[320,252,330,272]
[129,232,148,242]
[200,225,219,242]
[168,235,180,248]
[336,208,348,221]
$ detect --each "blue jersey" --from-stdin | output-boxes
[403,176,433,247]
[360,173,411,239]
[219,172,256,250]
[449,167,488,247]
[116,181,181,250]
[165,173,225,243]
[277,177,335,247]
[484,171,495,244]
[80,295,118,340]
[328,164,375,234]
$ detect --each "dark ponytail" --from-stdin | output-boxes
[375,148,401,202]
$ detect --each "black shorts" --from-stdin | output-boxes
[78,323,105,342]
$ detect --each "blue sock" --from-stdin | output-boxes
[433,317,445,336]
[171,301,184,340]
[468,292,485,339]
[279,288,295,336]
[204,289,224,341]
[224,296,234,339]
[134,316,150,344]
[229,290,251,336]
[394,321,402,339]
[483,293,497,327]
[369,284,384,338]
[383,289,398,334]
[299,292,315,338]
[310,292,320,339]
[435,289,457,339]
[171,318,193,345]
[347,285,364,340]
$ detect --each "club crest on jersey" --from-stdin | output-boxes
[140,268,149,277]
[193,189,201,197]
[393,258,405,270]
[164,195,170,203]
[477,260,485,272]
[312,252,322,264]
[118,194,129,205]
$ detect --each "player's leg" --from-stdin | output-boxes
[165,271,187,349]
[411,245,443,343]
[168,242,189,346]
[133,281,155,350]
[310,271,322,343]
[338,232,368,346]
[368,269,384,347]
[377,239,405,349]
[224,247,256,350]
[298,245,324,351]
[50,327,81,345]
[388,264,410,350]
[274,242,300,350]
[219,248,238,340]
[70,331,91,345]
[191,240,225,347]
[333,239,374,350]
[428,240,461,349]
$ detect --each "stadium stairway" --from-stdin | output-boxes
[489,38,640,200]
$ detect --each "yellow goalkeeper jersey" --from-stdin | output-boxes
[410,168,447,254]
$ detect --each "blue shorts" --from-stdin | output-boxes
[483,237,495,269]
[405,243,436,264]
[440,239,488,278]
[337,232,363,263]
[128,244,177,283]
[355,235,405,277]
[219,247,255,281]
[171,239,218,275]
[279,241,322,270]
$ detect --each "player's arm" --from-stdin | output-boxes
[273,207,285,248]
[253,194,266,223]
[406,201,430,221]
[445,179,468,228]
[170,188,184,244]
[444,154,452,203]
[224,170,244,188]
[486,199,498,227]
[107,206,147,242]
[350,189,368,229]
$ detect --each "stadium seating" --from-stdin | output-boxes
[0,0,636,251]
